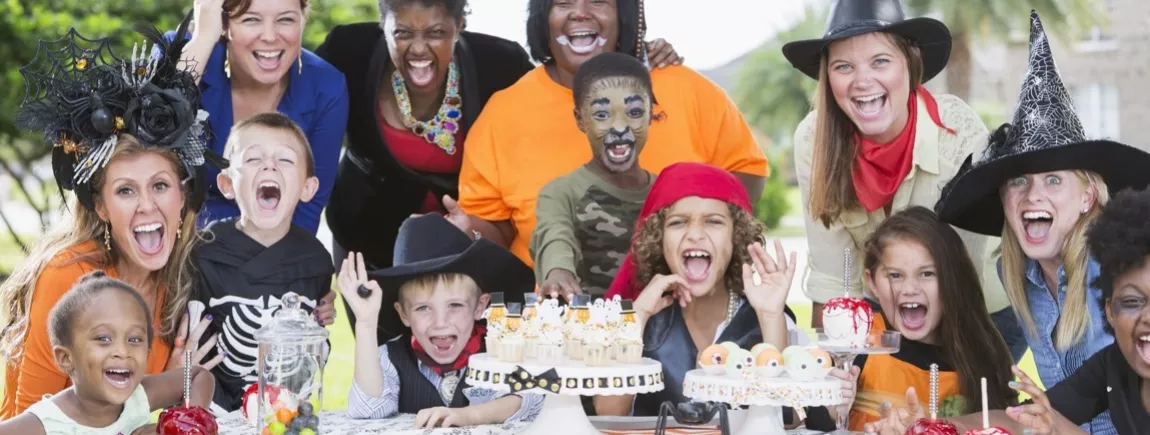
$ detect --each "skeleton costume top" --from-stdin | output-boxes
[189,217,334,413]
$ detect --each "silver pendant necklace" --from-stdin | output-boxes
[439,371,461,404]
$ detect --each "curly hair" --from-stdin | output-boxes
[1087,188,1150,309]
[631,204,765,296]
[49,271,153,350]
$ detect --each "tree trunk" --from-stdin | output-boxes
[945,33,973,101]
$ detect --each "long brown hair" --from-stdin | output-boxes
[0,135,200,362]
[863,207,1018,412]
[632,204,765,297]
[1001,170,1109,350]
[807,33,924,226]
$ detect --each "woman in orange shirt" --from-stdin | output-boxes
[447,0,768,296]
[0,24,221,418]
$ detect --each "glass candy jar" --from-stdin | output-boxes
[253,292,328,434]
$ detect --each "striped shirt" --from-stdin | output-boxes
[346,344,543,421]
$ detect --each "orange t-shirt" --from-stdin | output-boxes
[459,65,768,266]
[1,241,172,419]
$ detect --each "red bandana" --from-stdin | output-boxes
[411,323,486,376]
[851,86,955,212]
[605,163,753,300]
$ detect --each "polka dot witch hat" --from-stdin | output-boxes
[935,10,1150,236]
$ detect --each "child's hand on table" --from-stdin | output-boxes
[413,406,477,428]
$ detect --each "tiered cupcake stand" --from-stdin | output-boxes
[681,370,845,435]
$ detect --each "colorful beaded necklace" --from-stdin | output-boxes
[391,61,462,155]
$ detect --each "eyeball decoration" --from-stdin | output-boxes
[810,348,833,370]
[698,343,729,375]
[750,343,784,378]
[724,348,755,377]
[782,346,829,381]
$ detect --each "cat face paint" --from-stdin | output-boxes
[576,77,651,173]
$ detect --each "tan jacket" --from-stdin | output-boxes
[793,93,1009,313]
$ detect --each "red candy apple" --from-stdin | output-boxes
[963,427,1012,435]
[158,404,218,435]
[906,418,959,435]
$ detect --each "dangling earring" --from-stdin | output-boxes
[224,47,231,79]
[103,221,112,251]
[176,219,184,240]
[298,55,303,75]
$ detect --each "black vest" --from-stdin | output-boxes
[386,338,471,413]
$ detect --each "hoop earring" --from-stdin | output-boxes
[224,47,231,79]
[104,221,112,251]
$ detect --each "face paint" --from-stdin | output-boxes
[577,77,651,173]
[1106,260,1150,379]
[556,34,608,55]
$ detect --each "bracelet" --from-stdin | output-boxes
[471,230,482,241]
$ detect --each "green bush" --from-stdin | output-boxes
[755,160,791,231]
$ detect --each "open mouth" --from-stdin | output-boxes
[405,59,435,88]
[557,31,607,55]
[681,249,712,283]
[257,181,281,212]
[603,141,635,165]
[851,93,888,120]
[133,223,165,256]
[252,50,284,72]
[1021,210,1053,243]
[1137,334,1150,366]
[104,368,134,389]
[898,302,928,331]
[429,335,458,354]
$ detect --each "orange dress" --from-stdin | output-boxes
[0,241,172,419]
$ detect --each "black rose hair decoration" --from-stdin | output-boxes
[16,12,216,210]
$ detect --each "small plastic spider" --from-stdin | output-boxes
[56,65,129,137]
[655,401,732,435]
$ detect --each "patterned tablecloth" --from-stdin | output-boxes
[216,411,826,435]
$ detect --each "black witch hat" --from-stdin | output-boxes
[782,0,951,82]
[15,12,218,211]
[935,11,1150,236]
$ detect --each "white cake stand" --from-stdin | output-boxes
[682,370,844,435]
[466,353,664,435]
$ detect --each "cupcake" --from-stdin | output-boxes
[499,303,525,363]
[522,313,541,359]
[483,293,508,358]
[615,321,643,364]
[582,325,612,366]
[523,293,539,322]
[564,295,591,360]
[534,299,566,364]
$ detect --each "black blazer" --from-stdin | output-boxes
[315,23,534,271]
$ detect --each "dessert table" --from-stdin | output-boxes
[215,411,828,434]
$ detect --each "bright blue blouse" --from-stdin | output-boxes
[169,33,349,233]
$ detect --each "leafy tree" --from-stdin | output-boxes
[905,0,1106,101]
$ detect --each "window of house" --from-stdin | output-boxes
[1079,0,1117,51]
[1071,84,1121,140]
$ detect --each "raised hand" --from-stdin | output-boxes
[166,312,224,372]
[645,38,684,69]
[336,252,383,326]
[540,268,582,302]
[742,240,797,317]
[633,274,691,325]
[191,0,226,40]
[864,387,925,435]
[1005,366,1078,434]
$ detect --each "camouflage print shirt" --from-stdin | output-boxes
[530,166,654,298]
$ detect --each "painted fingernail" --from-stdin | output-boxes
[1008,381,1020,389]
[222,351,228,358]
[205,314,213,321]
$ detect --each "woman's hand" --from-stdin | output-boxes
[191,0,226,40]
[633,274,691,325]
[646,38,684,69]
[441,195,476,236]
[337,252,383,327]
[540,268,582,302]
[1005,366,1080,434]
[742,240,797,317]
[313,290,337,326]
[166,313,224,371]
[863,387,924,435]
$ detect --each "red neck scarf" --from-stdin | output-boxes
[851,86,955,212]
[411,323,486,376]
[605,163,753,300]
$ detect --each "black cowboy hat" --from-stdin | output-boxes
[369,214,533,336]
[782,0,951,82]
[935,11,1150,236]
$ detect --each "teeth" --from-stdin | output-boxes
[255,50,282,58]
[1140,335,1150,342]
[900,303,921,309]
[259,181,279,189]
[133,223,161,233]
[408,60,432,68]
[569,31,597,37]
[853,94,885,102]
[107,369,129,375]
[1023,211,1053,220]
[684,251,710,258]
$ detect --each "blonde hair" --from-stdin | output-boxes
[222,112,315,177]
[1000,170,1109,350]
[807,33,924,226]
[398,273,480,306]
[0,135,201,362]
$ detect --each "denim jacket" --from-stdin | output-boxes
[1007,257,1116,434]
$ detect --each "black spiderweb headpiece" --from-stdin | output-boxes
[16,12,215,211]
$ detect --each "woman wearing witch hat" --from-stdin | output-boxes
[783,0,1022,361]
[932,11,1150,435]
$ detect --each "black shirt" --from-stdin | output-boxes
[1046,343,1150,434]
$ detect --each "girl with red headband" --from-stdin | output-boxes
[596,163,844,428]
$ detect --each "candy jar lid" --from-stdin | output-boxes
[255,292,330,344]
